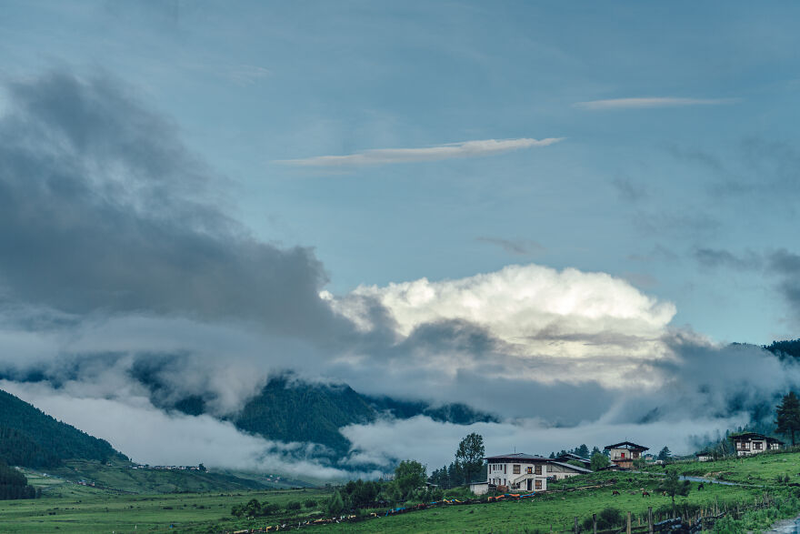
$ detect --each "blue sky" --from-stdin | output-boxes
[3,1,799,343]
[2,1,800,468]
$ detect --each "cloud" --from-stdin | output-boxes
[768,249,800,323]
[475,237,545,256]
[274,137,564,167]
[0,70,346,339]
[574,97,738,110]
[328,264,676,389]
[693,248,762,271]
[611,176,648,203]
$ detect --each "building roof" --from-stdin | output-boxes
[604,441,649,451]
[484,452,549,462]
[556,453,591,464]
[547,461,593,474]
[729,432,784,444]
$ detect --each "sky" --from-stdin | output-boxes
[1,1,800,476]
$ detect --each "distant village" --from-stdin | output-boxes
[470,431,782,496]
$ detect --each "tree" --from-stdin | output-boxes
[657,446,672,462]
[575,444,590,458]
[326,490,345,516]
[394,460,426,499]
[775,392,800,446]
[455,432,485,484]
[658,470,690,516]
[590,452,610,471]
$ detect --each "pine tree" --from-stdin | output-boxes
[775,392,800,446]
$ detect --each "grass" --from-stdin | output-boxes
[640,449,800,486]
[0,487,333,533]
[5,451,800,533]
[302,471,767,533]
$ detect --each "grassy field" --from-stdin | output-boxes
[641,450,800,485]
[5,452,800,533]
[0,486,332,533]
[27,460,315,496]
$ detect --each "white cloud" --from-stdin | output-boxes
[341,414,747,469]
[275,137,564,167]
[329,264,676,387]
[574,97,739,110]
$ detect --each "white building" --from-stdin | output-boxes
[730,432,783,456]
[484,453,550,493]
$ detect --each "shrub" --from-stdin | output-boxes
[304,499,317,508]
[286,501,301,511]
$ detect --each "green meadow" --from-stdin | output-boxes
[6,452,800,533]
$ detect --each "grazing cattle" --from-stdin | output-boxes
[662,491,668,496]
[612,490,621,496]
[698,483,704,490]
[642,491,651,497]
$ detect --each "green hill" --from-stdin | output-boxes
[0,388,125,468]
[228,376,498,459]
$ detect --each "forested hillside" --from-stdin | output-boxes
[0,461,37,500]
[765,339,800,359]
[0,389,125,468]
[230,376,498,459]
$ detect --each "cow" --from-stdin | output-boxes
[642,491,651,497]
[698,483,705,490]
[612,490,621,496]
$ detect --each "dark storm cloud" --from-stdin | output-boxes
[0,71,344,337]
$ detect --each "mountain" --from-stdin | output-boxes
[150,374,498,462]
[0,388,126,468]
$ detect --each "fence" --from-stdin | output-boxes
[225,491,779,533]
[570,493,778,534]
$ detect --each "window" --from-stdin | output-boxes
[513,465,521,474]
[535,480,542,490]
[527,467,533,474]
[754,442,763,450]
[535,465,542,475]
[504,464,507,474]
[621,452,626,459]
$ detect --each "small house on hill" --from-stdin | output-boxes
[484,453,550,493]
[604,441,648,469]
[730,432,782,456]
[695,451,713,462]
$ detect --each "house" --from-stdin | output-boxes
[469,481,494,495]
[547,461,593,479]
[555,453,592,469]
[695,451,713,462]
[604,441,649,469]
[729,432,783,456]
[484,453,551,492]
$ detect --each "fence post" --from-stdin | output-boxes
[593,513,597,534]
[648,507,653,534]
[627,511,631,534]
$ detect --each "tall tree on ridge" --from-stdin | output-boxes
[775,392,800,446]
